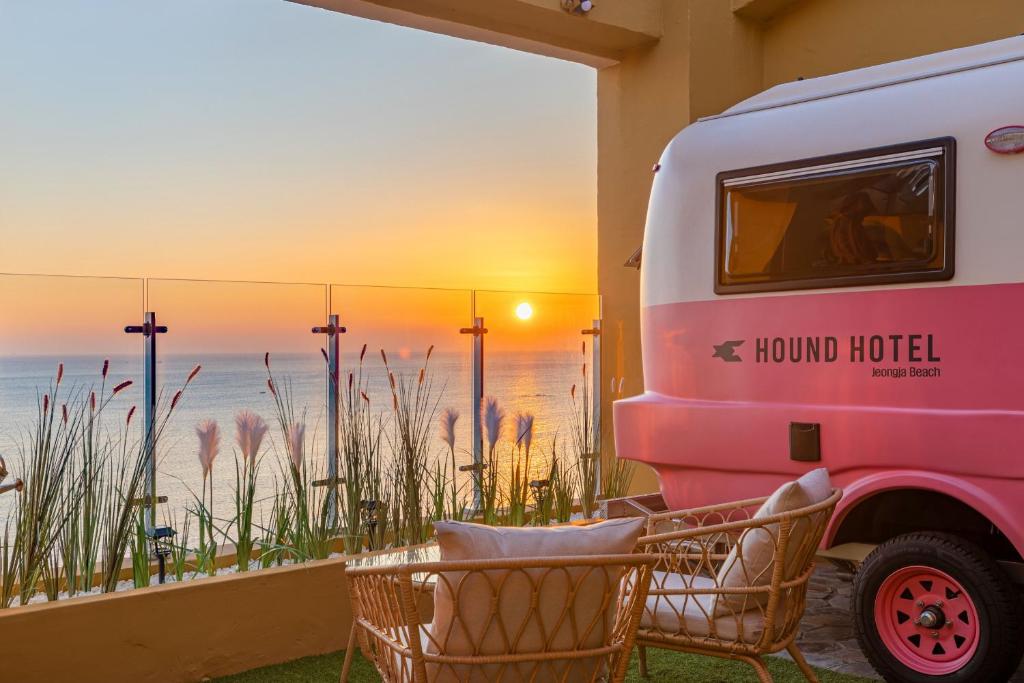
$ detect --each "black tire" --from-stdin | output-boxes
[853,532,1024,682]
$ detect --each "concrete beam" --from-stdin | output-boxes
[287,0,662,66]
[731,0,802,23]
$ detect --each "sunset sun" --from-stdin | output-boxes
[515,302,533,320]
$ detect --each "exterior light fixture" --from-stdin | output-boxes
[985,125,1024,154]
[146,525,177,584]
[624,245,642,270]
[529,479,551,523]
[360,499,379,550]
[561,0,594,15]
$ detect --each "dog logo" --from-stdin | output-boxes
[712,340,745,363]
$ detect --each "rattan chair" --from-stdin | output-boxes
[633,488,842,683]
[342,554,656,683]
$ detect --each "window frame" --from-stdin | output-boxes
[714,137,956,295]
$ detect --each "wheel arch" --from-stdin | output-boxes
[826,471,1023,562]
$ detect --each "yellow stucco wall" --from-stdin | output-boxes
[761,0,1024,86]
[292,0,1024,495]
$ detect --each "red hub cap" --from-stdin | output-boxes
[874,565,980,675]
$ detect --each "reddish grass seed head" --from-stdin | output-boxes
[102,359,110,379]
[56,363,64,386]
[187,365,201,383]
[127,405,136,426]
[112,380,133,395]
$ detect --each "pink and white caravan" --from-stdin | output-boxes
[614,37,1024,682]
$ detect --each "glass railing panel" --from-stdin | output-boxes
[0,273,144,520]
[472,290,601,498]
[329,285,474,524]
[145,278,329,547]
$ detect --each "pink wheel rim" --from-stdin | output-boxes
[874,565,980,675]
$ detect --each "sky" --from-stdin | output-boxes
[0,0,597,354]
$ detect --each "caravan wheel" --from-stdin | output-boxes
[853,532,1023,682]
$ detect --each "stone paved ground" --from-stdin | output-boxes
[779,563,1024,681]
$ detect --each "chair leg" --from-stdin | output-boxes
[340,623,358,682]
[637,645,649,678]
[786,643,819,683]
[737,655,773,683]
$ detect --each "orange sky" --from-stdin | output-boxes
[0,1,595,293]
[0,2,596,355]
[0,275,599,356]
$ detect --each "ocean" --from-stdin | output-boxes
[0,351,590,531]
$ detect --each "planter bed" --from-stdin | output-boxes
[0,554,353,683]
[0,540,445,682]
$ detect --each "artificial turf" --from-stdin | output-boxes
[214,648,874,682]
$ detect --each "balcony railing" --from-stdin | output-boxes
[0,273,603,553]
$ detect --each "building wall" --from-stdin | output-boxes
[761,0,1024,87]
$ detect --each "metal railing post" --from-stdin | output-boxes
[143,313,158,528]
[326,314,341,528]
[124,312,167,528]
[312,314,345,530]
[473,315,485,510]
[592,318,602,492]
[459,314,486,512]
[583,318,602,494]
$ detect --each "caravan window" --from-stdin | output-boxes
[716,138,955,294]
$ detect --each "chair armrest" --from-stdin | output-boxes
[643,496,769,536]
[640,488,842,547]
[639,512,768,550]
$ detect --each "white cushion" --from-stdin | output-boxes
[715,468,832,613]
[640,571,780,645]
[388,625,426,683]
[794,468,832,505]
[428,519,645,683]
[434,518,645,560]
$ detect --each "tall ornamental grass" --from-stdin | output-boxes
[569,342,599,518]
[0,341,622,606]
[266,354,333,562]
[0,361,198,604]
[428,408,466,528]
[506,413,535,528]
[383,347,443,547]
[339,345,387,554]
[601,375,636,500]
[232,411,267,571]
[99,366,199,593]
[477,397,505,526]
